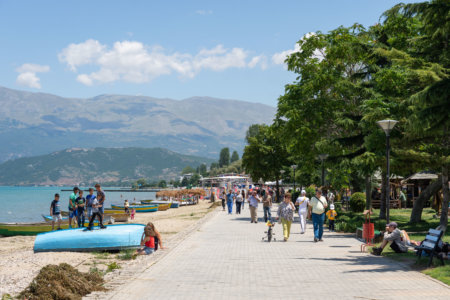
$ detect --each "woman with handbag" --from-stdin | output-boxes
[277,193,295,241]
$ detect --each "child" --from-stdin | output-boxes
[85,188,96,220]
[326,204,338,232]
[50,193,62,230]
[87,195,106,230]
[131,208,136,220]
[76,190,86,228]
[135,222,163,256]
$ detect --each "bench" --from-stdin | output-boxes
[415,228,445,267]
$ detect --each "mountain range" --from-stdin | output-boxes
[0,86,276,162]
[0,147,214,186]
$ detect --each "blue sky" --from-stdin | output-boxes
[0,0,418,106]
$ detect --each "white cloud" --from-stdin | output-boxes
[59,40,266,85]
[195,10,212,15]
[15,63,50,89]
[248,55,268,70]
[58,39,105,71]
[272,32,324,65]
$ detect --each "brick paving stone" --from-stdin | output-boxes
[94,205,450,300]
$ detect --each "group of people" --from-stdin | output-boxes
[49,184,107,231]
[215,186,339,243]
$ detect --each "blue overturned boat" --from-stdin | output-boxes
[34,224,145,252]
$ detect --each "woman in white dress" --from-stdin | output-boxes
[295,190,309,234]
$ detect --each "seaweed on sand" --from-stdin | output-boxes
[19,263,105,300]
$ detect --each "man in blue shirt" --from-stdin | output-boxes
[68,187,79,228]
[226,190,235,214]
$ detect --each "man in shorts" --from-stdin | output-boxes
[85,188,96,219]
[50,193,62,230]
[68,187,79,228]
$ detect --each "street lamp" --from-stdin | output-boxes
[291,165,297,193]
[377,119,398,223]
[318,154,328,187]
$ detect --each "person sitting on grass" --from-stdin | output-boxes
[401,230,421,247]
[136,222,164,255]
[371,222,408,255]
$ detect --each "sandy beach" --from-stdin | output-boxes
[0,200,217,297]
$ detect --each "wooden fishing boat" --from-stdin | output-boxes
[0,221,100,237]
[141,200,179,208]
[34,224,145,252]
[110,204,158,212]
[42,215,69,222]
[157,203,170,211]
[140,199,154,204]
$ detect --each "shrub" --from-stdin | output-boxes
[106,262,121,273]
[305,186,316,199]
[350,192,366,212]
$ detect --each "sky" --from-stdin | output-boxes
[0,0,419,106]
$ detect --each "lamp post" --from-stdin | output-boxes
[377,119,398,223]
[318,154,328,187]
[291,165,297,193]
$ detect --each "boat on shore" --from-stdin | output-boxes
[34,224,145,252]
[110,204,158,212]
[157,203,170,211]
[141,200,180,208]
[0,221,99,237]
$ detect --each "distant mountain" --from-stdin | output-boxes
[0,147,214,186]
[0,86,276,162]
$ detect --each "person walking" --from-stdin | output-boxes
[309,189,328,242]
[262,190,273,222]
[248,190,260,223]
[277,194,295,241]
[226,190,235,214]
[295,190,310,234]
[241,189,246,209]
[220,190,226,211]
[235,191,243,214]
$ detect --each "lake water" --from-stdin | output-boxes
[0,186,156,223]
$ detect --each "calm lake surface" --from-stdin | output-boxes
[0,186,156,223]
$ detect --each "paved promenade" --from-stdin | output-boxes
[102,205,449,300]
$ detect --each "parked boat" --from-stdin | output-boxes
[110,204,158,212]
[103,208,129,214]
[34,224,145,252]
[157,203,170,211]
[42,215,69,222]
[141,200,179,208]
[0,221,99,237]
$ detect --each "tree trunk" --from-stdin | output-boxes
[380,172,387,220]
[438,166,449,233]
[275,176,280,203]
[365,175,372,210]
[410,176,442,223]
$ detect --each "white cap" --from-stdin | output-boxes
[301,190,306,195]
[330,204,335,210]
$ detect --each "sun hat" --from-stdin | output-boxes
[301,190,306,194]
[386,222,398,228]
[330,204,335,210]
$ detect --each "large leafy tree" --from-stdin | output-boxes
[242,124,290,201]
[219,148,230,167]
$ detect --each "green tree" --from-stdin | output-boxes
[219,148,230,167]
[181,176,189,187]
[230,151,239,163]
[181,166,195,175]
[189,173,201,186]
[242,124,290,201]
[158,180,167,188]
[198,163,207,176]
[245,124,261,143]
[210,162,219,170]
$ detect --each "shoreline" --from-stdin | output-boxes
[0,200,218,298]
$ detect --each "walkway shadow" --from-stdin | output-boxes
[294,255,411,274]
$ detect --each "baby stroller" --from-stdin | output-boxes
[262,219,276,242]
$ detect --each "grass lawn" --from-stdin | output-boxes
[371,233,449,285]
[336,207,449,285]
